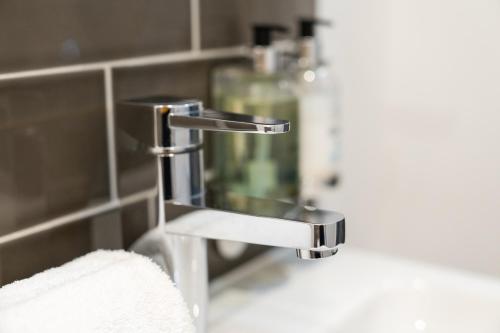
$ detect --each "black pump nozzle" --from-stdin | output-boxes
[253,24,289,47]
[299,18,332,38]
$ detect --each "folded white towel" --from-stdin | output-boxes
[0,250,195,333]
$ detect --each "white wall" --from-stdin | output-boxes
[317,0,500,276]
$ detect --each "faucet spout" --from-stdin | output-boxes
[163,191,345,259]
[147,190,344,331]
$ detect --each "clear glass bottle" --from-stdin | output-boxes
[295,19,341,202]
[211,25,299,200]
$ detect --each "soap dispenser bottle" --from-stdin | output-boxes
[211,24,299,200]
[295,18,341,202]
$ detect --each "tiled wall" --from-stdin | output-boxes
[0,0,314,285]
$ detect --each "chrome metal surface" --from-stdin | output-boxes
[297,248,338,259]
[170,108,289,134]
[117,96,289,157]
[157,190,344,333]
[151,143,203,156]
[118,96,346,333]
[156,152,205,210]
[164,190,345,252]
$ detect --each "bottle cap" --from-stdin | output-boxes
[253,24,288,46]
[299,18,332,38]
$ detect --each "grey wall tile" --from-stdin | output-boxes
[0,0,191,73]
[0,201,151,286]
[200,0,315,49]
[114,61,216,103]
[0,220,92,286]
[121,200,151,249]
[90,211,124,250]
[0,72,109,236]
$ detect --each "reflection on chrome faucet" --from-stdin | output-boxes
[117,96,346,333]
[165,190,345,259]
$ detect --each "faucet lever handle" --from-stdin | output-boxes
[170,109,289,134]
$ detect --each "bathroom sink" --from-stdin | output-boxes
[209,247,500,333]
[333,288,500,333]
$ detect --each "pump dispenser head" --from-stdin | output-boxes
[297,18,332,68]
[299,18,332,38]
[252,24,288,74]
[253,25,288,46]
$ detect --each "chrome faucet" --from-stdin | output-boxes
[116,96,345,332]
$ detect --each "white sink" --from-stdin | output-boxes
[335,288,500,333]
[209,247,500,333]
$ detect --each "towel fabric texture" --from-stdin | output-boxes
[0,250,194,333]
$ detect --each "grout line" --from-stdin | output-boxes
[113,46,248,68]
[190,0,202,51]
[111,46,247,68]
[0,47,247,82]
[120,189,157,207]
[103,66,119,201]
[0,62,106,81]
[0,189,157,246]
[147,196,157,229]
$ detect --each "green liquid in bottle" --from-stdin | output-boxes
[212,71,299,200]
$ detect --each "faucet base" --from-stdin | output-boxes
[130,229,208,333]
[163,234,208,333]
